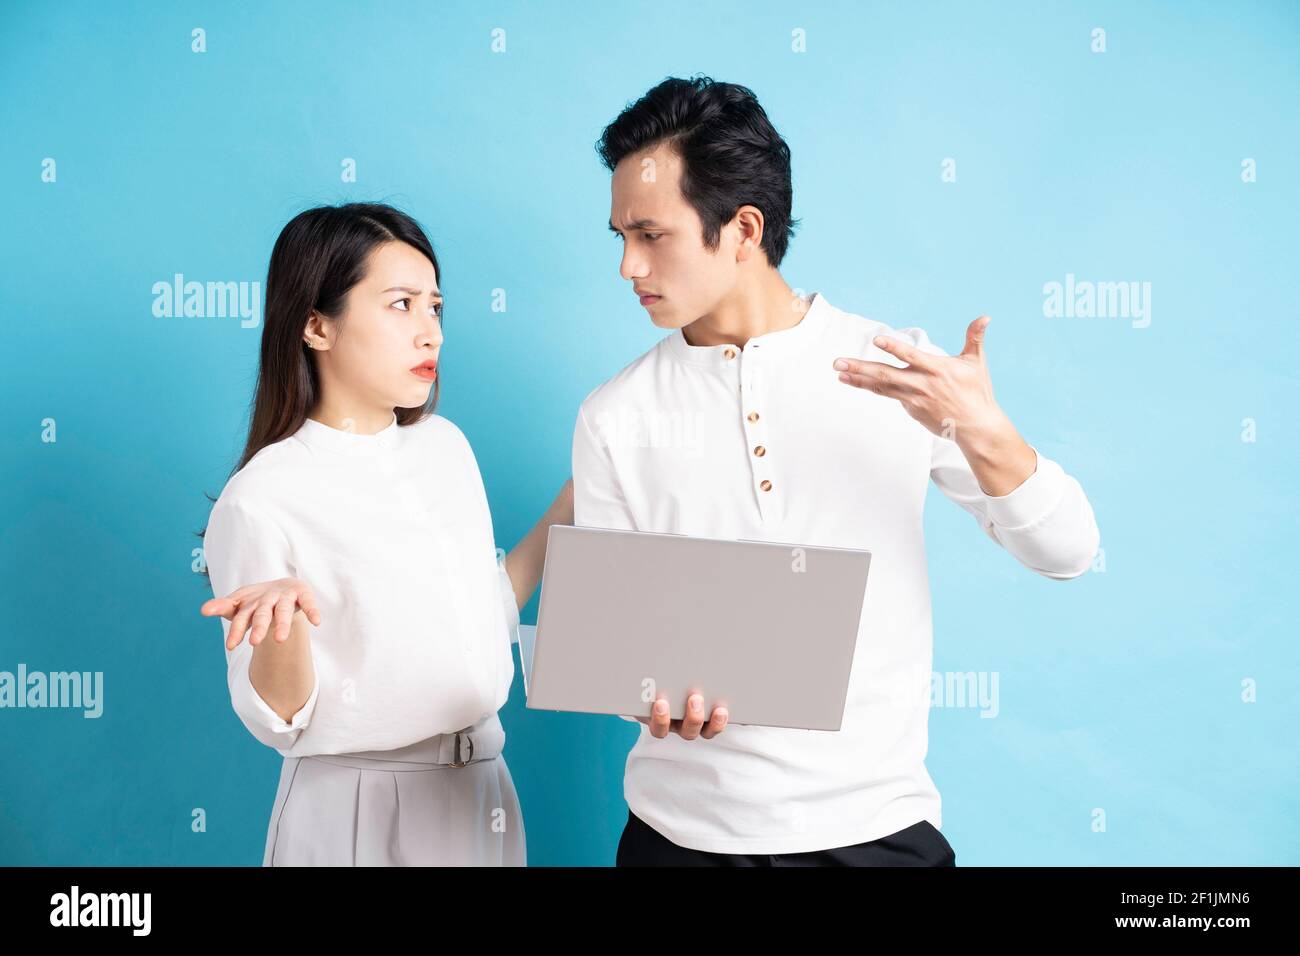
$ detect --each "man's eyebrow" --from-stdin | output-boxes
[608,218,664,232]
[380,286,443,297]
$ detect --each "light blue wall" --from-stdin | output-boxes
[1,0,1296,865]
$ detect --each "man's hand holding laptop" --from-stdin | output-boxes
[634,692,729,740]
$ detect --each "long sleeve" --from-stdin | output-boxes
[444,419,522,656]
[572,399,638,532]
[929,435,1100,579]
[882,323,1100,580]
[204,495,320,751]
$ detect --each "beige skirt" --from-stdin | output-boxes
[262,717,526,866]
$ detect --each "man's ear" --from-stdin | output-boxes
[733,204,766,263]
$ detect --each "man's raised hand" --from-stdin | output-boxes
[832,315,1009,441]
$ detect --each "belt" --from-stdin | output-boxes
[305,715,505,772]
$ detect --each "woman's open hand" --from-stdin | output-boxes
[200,577,321,651]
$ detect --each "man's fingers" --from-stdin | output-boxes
[637,697,727,739]
[834,359,921,395]
[699,706,730,739]
[869,334,936,369]
[649,697,671,738]
[960,315,991,359]
[678,694,705,740]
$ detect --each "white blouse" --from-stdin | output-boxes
[203,411,520,759]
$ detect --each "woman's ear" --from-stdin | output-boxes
[302,310,329,351]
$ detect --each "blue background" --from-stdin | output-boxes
[2,0,1296,865]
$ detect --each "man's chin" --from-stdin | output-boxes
[647,311,693,332]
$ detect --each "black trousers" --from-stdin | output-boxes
[616,810,957,867]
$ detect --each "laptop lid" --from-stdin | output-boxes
[526,525,871,731]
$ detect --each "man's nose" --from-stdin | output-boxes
[619,245,646,281]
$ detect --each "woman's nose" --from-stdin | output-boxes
[423,315,444,346]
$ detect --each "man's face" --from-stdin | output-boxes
[609,143,740,330]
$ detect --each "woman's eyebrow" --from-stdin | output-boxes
[380,286,442,297]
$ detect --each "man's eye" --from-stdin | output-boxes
[432,302,443,317]
[644,232,663,242]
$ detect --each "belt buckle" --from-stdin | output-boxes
[449,730,474,768]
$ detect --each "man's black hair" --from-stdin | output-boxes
[596,75,798,268]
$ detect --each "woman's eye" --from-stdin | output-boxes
[393,297,441,316]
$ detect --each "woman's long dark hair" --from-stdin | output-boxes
[196,202,443,579]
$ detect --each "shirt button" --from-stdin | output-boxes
[753,445,766,457]
[724,347,737,360]
[760,479,772,492]
[747,411,760,423]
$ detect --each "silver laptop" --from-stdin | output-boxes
[521,525,872,731]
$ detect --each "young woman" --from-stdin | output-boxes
[198,202,571,866]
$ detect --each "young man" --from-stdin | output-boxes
[573,76,1101,867]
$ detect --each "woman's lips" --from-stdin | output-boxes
[410,366,438,381]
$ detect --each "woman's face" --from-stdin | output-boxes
[308,240,443,422]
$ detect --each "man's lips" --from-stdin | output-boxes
[638,293,662,306]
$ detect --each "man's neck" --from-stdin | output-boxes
[681,270,809,348]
